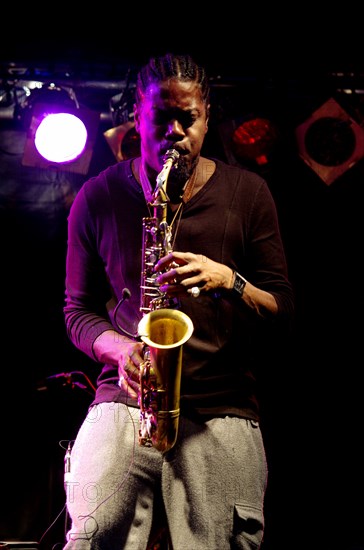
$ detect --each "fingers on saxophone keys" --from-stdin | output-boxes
[119,356,135,385]
[158,277,180,292]
[119,359,129,383]
[119,364,139,398]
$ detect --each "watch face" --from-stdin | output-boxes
[234,273,246,294]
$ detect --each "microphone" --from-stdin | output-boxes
[36,372,73,391]
[113,288,139,339]
[64,441,72,485]
[36,371,91,393]
[122,287,131,300]
[47,372,72,380]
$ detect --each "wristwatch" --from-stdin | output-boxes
[232,271,247,297]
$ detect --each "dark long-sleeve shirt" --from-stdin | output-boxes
[64,158,294,420]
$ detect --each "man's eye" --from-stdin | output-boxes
[153,112,196,127]
[153,113,168,124]
[181,114,195,127]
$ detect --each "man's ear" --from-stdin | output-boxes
[133,104,140,133]
[205,104,210,133]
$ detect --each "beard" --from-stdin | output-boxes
[165,155,199,204]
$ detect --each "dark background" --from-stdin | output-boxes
[1,8,363,550]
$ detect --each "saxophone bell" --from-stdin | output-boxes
[137,308,194,453]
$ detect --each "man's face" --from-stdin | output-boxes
[134,78,209,181]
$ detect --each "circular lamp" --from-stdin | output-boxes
[34,112,88,163]
[20,83,100,175]
[232,117,279,165]
[295,97,364,185]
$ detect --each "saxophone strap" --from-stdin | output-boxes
[139,161,154,204]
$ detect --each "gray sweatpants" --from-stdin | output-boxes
[63,403,268,550]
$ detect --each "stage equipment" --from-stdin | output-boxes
[295,97,364,185]
[17,82,100,175]
[104,84,140,161]
[103,121,140,161]
[218,115,280,168]
[231,117,279,165]
[0,543,39,549]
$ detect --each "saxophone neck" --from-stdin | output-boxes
[154,149,180,204]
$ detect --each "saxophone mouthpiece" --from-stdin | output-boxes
[163,149,180,165]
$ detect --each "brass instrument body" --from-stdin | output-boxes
[139,150,179,314]
[138,309,194,452]
[139,213,174,314]
[138,149,194,452]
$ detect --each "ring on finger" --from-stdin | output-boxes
[191,286,200,298]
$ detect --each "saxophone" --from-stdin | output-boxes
[137,149,194,453]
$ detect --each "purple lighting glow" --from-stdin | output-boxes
[34,113,88,163]
[22,101,100,175]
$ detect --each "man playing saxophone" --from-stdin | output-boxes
[63,52,294,549]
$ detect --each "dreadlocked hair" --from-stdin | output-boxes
[135,53,210,107]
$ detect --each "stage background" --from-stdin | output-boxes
[1,13,363,549]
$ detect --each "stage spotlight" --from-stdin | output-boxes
[231,117,279,166]
[218,116,280,169]
[104,85,140,162]
[34,112,88,162]
[295,97,364,185]
[103,121,140,161]
[18,83,100,175]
